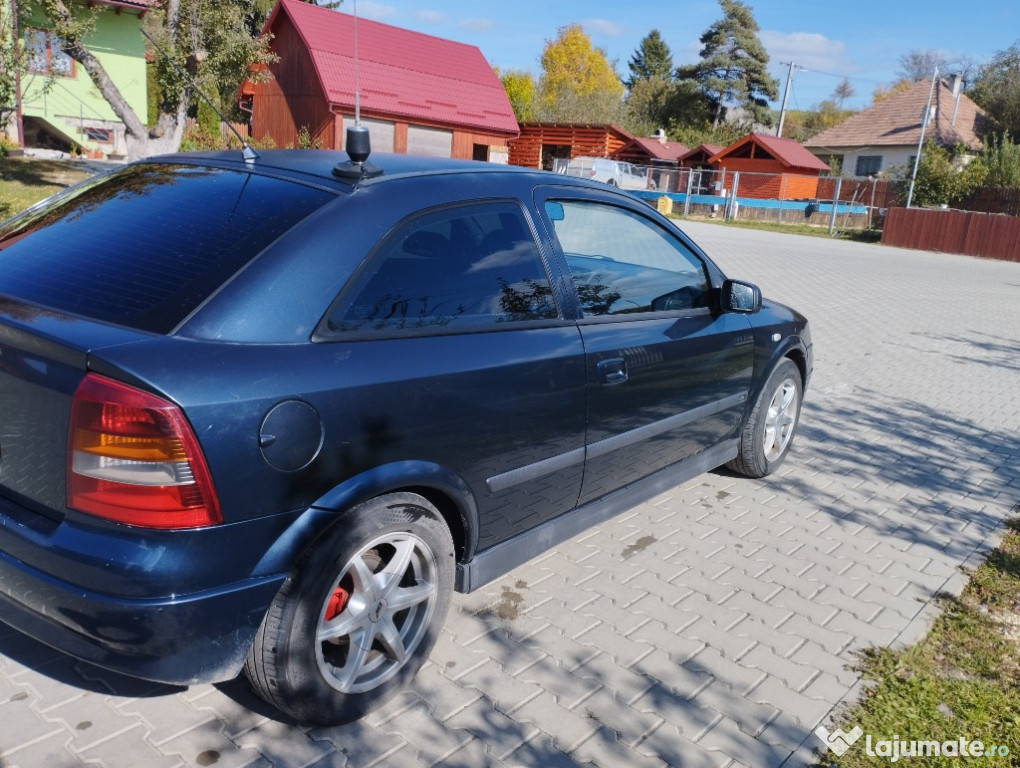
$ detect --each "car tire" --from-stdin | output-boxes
[245,492,455,725]
[728,359,802,478]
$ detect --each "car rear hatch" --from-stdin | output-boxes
[0,160,338,521]
[0,300,145,522]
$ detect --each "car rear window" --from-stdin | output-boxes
[0,164,335,334]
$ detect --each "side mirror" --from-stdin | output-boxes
[722,279,762,314]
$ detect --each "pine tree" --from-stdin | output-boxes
[676,0,778,128]
[627,30,673,88]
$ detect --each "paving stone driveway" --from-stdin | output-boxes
[1,221,1017,768]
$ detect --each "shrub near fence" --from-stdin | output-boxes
[184,118,250,142]
[881,207,1020,262]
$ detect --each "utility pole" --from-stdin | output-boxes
[776,61,797,138]
[906,66,939,209]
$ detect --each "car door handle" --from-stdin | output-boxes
[597,358,628,385]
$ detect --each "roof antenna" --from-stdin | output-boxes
[141,28,260,164]
[333,0,381,180]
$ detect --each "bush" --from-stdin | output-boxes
[980,133,1020,188]
[897,142,986,207]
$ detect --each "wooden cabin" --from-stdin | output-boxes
[615,132,690,166]
[679,144,725,170]
[245,0,518,159]
[508,124,636,170]
[708,133,831,200]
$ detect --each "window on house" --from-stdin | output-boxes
[25,28,74,77]
[854,155,882,177]
[83,127,113,143]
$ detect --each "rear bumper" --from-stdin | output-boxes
[0,550,285,684]
[0,497,301,685]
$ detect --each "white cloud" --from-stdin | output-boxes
[759,30,854,74]
[585,19,625,37]
[357,1,398,20]
[413,10,445,24]
[459,17,495,33]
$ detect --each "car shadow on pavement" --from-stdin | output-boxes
[0,626,185,700]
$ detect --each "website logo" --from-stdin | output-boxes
[815,725,864,756]
[813,726,1011,761]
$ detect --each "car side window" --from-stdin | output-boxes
[545,200,710,317]
[326,202,557,334]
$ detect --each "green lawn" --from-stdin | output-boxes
[0,157,93,222]
[825,518,1020,767]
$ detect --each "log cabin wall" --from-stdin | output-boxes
[251,15,334,149]
[508,124,633,169]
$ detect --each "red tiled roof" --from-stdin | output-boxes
[267,0,518,135]
[628,137,690,162]
[680,144,724,163]
[710,133,831,171]
[804,79,988,151]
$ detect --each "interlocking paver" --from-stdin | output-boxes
[571,652,657,705]
[697,715,792,768]
[634,724,727,768]
[2,223,1017,767]
[574,688,663,746]
[571,727,669,768]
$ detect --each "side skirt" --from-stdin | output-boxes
[455,439,738,593]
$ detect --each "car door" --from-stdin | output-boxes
[317,198,587,551]
[536,191,756,506]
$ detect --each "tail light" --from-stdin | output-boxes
[67,373,222,529]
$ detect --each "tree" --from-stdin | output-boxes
[245,0,342,36]
[676,0,778,128]
[833,78,855,110]
[980,133,1020,187]
[626,29,673,88]
[498,69,538,123]
[29,0,277,160]
[538,25,623,123]
[0,5,26,142]
[971,41,1020,138]
[623,78,710,137]
[897,49,949,82]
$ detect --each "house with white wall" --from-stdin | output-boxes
[804,75,990,178]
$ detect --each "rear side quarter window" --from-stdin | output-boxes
[323,201,559,336]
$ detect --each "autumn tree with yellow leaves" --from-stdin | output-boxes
[537,25,623,123]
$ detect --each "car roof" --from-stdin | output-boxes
[145,149,579,191]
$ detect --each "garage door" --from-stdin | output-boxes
[407,125,452,157]
[342,117,395,152]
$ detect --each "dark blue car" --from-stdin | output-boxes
[0,145,810,724]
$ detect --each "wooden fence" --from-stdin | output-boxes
[881,207,1020,262]
[817,177,900,210]
[961,186,1020,216]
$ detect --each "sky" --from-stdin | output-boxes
[347,0,1020,114]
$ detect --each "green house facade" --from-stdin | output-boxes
[12,0,149,158]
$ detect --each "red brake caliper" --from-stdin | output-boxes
[324,586,349,621]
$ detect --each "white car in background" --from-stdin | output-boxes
[563,156,649,190]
